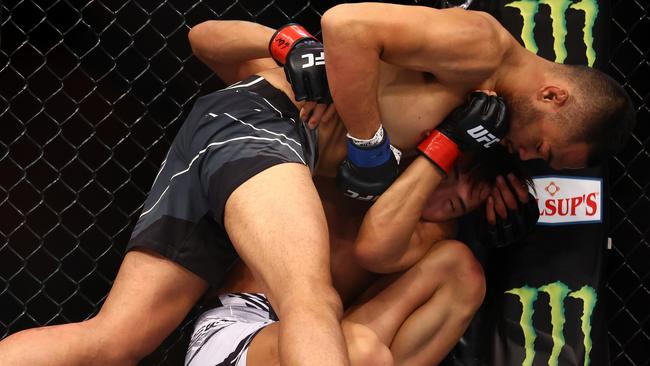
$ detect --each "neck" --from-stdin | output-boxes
[493,47,550,102]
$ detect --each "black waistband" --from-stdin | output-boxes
[234,75,299,116]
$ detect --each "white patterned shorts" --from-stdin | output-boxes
[185,293,278,366]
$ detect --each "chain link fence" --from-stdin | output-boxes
[0,0,647,365]
[605,2,650,365]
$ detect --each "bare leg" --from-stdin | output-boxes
[0,249,208,366]
[224,163,349,366]
[345,240,486,366]
[248,321,393,366]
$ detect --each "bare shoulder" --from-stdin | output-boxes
[472,10,517,49]
[441,9,513,59]
[321,3,517,85]
[419,9,516,83]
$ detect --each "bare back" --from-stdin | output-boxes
[376,62,468,150]
[258,61,482,178]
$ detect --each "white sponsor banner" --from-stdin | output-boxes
[531,176,602,225]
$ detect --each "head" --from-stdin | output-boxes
[421,146,533,222]
[502,64,636,169]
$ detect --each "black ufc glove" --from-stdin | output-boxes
[479,193,540,248]
[269,24,331,103]
[418,91,508,175]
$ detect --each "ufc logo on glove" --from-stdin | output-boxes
[301,52,325,68]
[466,125,500,148]
[343,190,378,202]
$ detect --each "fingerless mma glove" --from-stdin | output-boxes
[337,126,401,202]
[418,92,508,175]
[269,24,331,103]
[269,24,317,65]
[479,192,540,248]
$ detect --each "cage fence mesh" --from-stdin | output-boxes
[0,0,648,365]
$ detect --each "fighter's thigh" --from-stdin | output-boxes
[246,321,393,366]
[94,249,209,356]
[224,163,330,295]
[344,240,483,343]
[246,322,281,366]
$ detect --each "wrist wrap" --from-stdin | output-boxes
[347,136,392,168]
[417,130,460,175]
[269,24,317,65]
[347,125,385,148]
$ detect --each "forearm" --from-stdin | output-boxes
[321,5,383,139]
[188,20,277,83]
[189,20,273,64]
[355,158,444,270]
[322,4,503,140]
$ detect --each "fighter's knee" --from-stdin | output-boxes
[426,240,480,274]
[343,322,393,366]
[0,328,53,365]
[462,257,486,308]
[447,241,485,305]
[0,320,139,366]
[425,240,486,307]
[86,314,151,364]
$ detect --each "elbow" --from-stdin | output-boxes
[354,245,384,273]
[353,241,375,271]
[353,239,399,274]
[188,22,209,58]
[321,4,364,42]
[321,4,348,31]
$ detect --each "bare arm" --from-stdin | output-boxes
[188,20,338,126]
[321,3,507,138]
[188,20,278,84]
[353,157,454,273]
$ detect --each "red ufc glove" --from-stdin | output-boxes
[269,24,318,65]
[418,92,508,176]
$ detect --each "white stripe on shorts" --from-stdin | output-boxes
[139,136,305,218]
[223,76,264,90]
[221,112,301,147]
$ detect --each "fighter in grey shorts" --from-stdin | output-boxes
[185,293,278,366]
[126,75,317,285]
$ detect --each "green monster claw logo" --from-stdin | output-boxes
[505,0,599,66]
[506,281,597,366]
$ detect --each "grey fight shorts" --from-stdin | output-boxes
[125,76,318,285]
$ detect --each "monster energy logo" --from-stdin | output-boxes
[506,281,597,366]
[505,0,599,66]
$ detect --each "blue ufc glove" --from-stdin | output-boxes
[336,126,401,201]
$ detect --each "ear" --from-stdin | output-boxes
[538,86,569,107]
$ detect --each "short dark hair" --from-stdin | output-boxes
[460,145,534,192]
[560,65,637,165]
